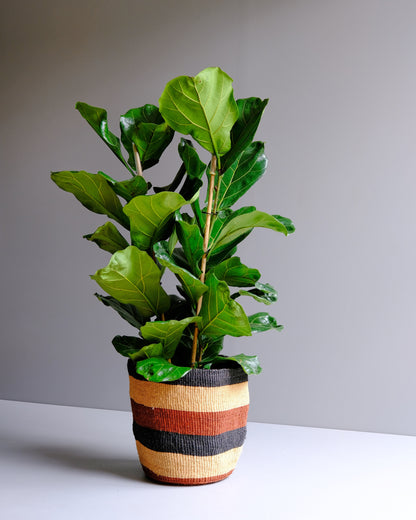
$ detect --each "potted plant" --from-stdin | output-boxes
[51,67,295,485]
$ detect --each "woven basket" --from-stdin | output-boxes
[127,359,249,485]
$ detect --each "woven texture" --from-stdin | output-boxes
[128,359,249,485]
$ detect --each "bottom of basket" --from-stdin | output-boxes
[142,465,234,486]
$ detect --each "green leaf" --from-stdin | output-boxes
[135,357,191,382]
[51,170,129,228]
[236,282,278,305]
[175,218,204,276]
[112,335,163,360]
[153,241,207,305]
[91,246,170,319]
[95,293,145,329]
[222,97,269,171]
[141,316,202,359]
[199,274,251,337]
[120,105,174,170]
[211,354,262,375]
[75,102,133,173]
[178,138,206,179]
[200,335,224,362]
[274,215,296,234]
[211,256,260,287]
[164,295,193,321]
[216,142,267,210]
[99,172,149,202]
[248,312,283,333]
[123,192,187,250]
[211,210,288,254]
[159,67,239,160]
[84,222,129,254]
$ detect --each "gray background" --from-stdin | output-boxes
[1,0,415,435]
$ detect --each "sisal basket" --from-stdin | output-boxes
[127,359,249,485]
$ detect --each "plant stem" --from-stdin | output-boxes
[191,154,217,367]
[132,143,143,176]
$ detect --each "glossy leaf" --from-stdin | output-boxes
[175,218,204,275]
[237,282,278,305]
[120,105,174,170]
[200,335,224,362]
[216,142,267,210]
[91,246,170,319]
[159,67,238,159]
[222,97,269,171]
[95,293,145,329]
[211,256,260,287]
[83,222,129,254]
[153,241,207,304]
[199,274,251,337]
[99,172,149,201]
[112,335,163,360]
[141,316,202,359]
[135,357,191,382]
[210,354,262,375]
[248,312,283,333]
[211,210,288,253]
[274,215,296,234]
[123,192,187,251]
[75,102,132,173]
[51,170,129,228]
[178,138,206,179]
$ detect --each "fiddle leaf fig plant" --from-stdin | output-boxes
[51,66,294,382]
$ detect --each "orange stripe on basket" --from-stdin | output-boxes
[131,400,249,436]
[129,377,249,412]
[142,466,234,485]
[135,441,243,480]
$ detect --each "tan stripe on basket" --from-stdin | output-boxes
[136,441,243,479]
[129,377,249,412]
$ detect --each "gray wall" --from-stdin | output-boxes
[1,0,416,435]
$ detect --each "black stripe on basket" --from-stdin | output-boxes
[127,359,248,387]
[133,422,247,456]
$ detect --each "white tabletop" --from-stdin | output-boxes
[1,399,416,520]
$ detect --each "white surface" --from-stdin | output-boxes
[1,400,416,519]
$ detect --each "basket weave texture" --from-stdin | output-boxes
[128,360,249,485]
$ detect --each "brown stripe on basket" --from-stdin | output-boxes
[129,377,249,412]
[142,466,234,485]
[132,423,246,455]
[135,441,243,480]
[130,400,249,435]
[127,359,248,387]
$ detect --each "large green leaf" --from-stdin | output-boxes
[236,282,278,305]
[216,142,267,210]
[199,274,251,337]
[210,354,262,375]
[83,222,129,254]
[123,192,187,250]
[159,67,239,160]
[51,170,129,228]
[99,172,149,202]
[112,335,163,361]
[212,257,260,287]
[75,102,133,173]
[120,105,174,170]
[141,316,201,359]
[178,138,206,179]
[248,312,283,333]
[175,218,204,276]
[91,246,170,319]
[95,293,145,329]
[211,210,288,253]
[153,241,207,304]
[222,97,269,171]
[135,357,191,382]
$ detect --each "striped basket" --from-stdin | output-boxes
[128,359,249,485]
